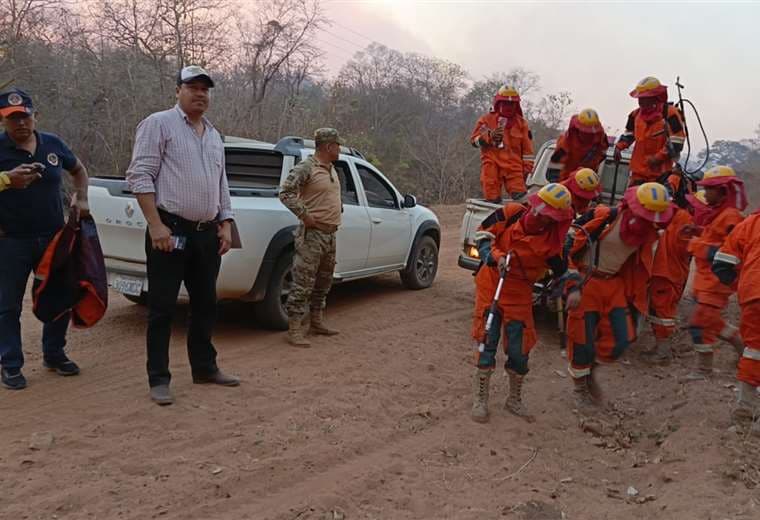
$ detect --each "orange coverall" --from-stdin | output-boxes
[687,207,744,352]
[473,213,564,375]
[547,131,609,183]
[712,214,760,386]
[649,208,693,339]
[565,206,657,377]
[615,105,686,185]
[471,112,535,200]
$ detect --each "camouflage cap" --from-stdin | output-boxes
[314,128,342,145]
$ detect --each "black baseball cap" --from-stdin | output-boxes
[177,65,214,88]
[0,88,34,117]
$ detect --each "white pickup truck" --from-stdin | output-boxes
[89,136,441,329]
[457,140,632,304]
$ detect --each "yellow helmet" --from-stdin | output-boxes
[537,183,573,210]
[577,108,601,128]
[630,76,667,98]
[636,182,671,213]
[574,168,600,192]
[702,165,737,180]
[494,85,521,104]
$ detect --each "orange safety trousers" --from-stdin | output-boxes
[737,300,760,387]
[649,276,682,340]
[566,275,636,377]
[688,291,737,351]
[481,163,527,201]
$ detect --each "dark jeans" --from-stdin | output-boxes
[145,213,221,387]
[0,233,70,370]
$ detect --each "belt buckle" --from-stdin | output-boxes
[196,221,206,232]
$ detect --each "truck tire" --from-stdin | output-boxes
[254,250,294,330]
[400,235,438,290]
[123,293,148,306]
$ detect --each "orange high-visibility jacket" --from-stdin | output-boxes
[567,205,657,314]
[617,105,686,182]
[714,213,760,305]
[651,208,693,286]
[548,131,609,182]
[470,112,535,176]
[688,207,743,301]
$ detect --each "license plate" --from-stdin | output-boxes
[110,274,144,296]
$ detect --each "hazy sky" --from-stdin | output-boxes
[317,1,760,144]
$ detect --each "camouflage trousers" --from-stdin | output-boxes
[286,226,336,321]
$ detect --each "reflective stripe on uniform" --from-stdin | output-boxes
[714,251,741,265]
[742,348,760,361]
[669,136,686,144]
[567,365,591,378]
[694,343,714,353]
[522,155,535,161]
[647,315,677,327]
[548,161,563,170]
[474,230,495,241]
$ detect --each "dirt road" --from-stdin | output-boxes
[2,206,758,520]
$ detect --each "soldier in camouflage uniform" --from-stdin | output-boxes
[279,128,343,347]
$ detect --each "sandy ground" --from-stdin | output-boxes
[1,205,759,520]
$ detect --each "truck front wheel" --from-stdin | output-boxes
[400,235,439,290]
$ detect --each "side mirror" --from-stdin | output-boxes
[403,194,417,208]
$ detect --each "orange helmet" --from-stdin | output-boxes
[629,76,668,99]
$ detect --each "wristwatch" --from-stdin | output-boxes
[0,171,11,192]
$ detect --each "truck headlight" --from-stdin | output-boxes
[466,245,480,259]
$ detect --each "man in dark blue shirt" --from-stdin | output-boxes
[0,88,90,390]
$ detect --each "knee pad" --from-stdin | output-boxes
[609,307,631,359]
[504,320,529,375]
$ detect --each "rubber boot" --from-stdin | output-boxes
[682,351,713,381]
[471,369,491,423]
[731,381,760,424]
[504,370,535,423]
[309,309,339,336]
[573,376,596,409]
[287,317,311,348]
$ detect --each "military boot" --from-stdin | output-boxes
[573,376,596,409]
[682,351,713,381]
[287,317,311,348]
[471,369,492,423]
[731,381,760,424]
[504,370,535,423]
[642,340,673,364]
[588,368,604,404]
[309,309,339,336]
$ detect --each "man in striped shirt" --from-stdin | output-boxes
[127,65,239,406]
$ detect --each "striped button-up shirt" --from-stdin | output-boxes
[126,105,233,222]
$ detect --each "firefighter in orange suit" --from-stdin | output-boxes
[613,77,686,186]
[712,211,760,436]
[471,184,573,423]
[685,166,747,380]
[470,85,535,203]
[644,175,699,362]
[561,167,602,215]
[547,109,609,183]
[565,183,674,407]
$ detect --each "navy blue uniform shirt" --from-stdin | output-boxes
[0,131,77,238]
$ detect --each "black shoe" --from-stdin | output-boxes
[2,368,27,390]
[43,357,80,376]
[150,384,174,406]
[192,370,240,387]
